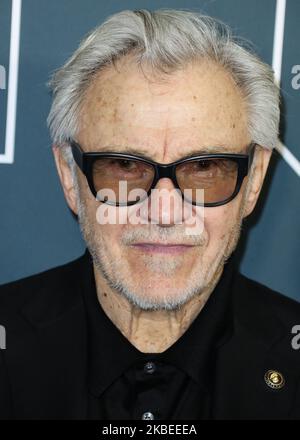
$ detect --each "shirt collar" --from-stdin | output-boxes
[80,248,237,396]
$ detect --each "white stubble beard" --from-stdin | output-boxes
[74,173,245,311]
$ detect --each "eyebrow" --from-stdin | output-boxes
[179,145,242,157]
[96,146,156,161]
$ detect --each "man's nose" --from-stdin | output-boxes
[139,177,190,227]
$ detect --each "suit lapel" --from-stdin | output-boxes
[7,255,89,419]
[212,272,297,419]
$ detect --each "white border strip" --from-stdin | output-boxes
[0,0,22,164]
[272,0,286,84]
[276,141,300,177]
[272,0,300,177]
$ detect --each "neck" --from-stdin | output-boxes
[93,264,224,353]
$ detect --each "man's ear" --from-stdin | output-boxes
[52,145,78,215]
[242,146,273,218]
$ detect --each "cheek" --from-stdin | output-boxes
[94,222,126,251]
[203,203,240,243]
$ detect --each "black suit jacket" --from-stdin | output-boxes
[0,251,300,420]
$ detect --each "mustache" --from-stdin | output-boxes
[121,225,206,246]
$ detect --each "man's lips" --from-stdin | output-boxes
[130,243,195,254]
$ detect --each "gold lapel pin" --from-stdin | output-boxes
[264,370,285,389]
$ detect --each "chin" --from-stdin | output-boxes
[136,277,189,291]
[121,277,206,309]
[122,290,195,311]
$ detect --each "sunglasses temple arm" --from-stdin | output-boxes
[68,140,83,170]
[248,143,257,171]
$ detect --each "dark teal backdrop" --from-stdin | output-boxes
[0,0,299,301]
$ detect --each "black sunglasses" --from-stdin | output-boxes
[68,139,256,207]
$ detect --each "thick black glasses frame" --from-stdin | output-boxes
[69,139,256,207]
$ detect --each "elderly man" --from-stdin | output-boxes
[0,9,299,420]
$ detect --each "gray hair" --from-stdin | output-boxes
[47,8,280,163]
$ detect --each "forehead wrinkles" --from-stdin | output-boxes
[78,60,249,158]
[80,100,244,135]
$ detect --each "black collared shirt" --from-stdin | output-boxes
[81,249,237,420]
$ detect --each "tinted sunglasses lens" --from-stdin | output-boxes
[92,157,155,204]
[176,158,239,205]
